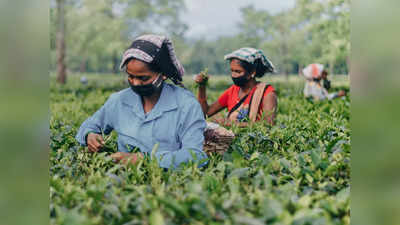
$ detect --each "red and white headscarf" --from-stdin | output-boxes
[302,63,324,80]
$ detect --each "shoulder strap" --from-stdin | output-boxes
[249,83,270,122]
[227,93,249,118]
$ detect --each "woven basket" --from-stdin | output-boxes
[203,122,235,155]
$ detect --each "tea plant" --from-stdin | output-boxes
[50,74,350,225]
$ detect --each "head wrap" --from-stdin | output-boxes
[120,34,185,85]
[302,63,324,80]
[224,47,275,75]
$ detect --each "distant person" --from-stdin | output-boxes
[302,63,346,101]
[75,34,207,169]
[80,76,88,85]
[194,47,277,126]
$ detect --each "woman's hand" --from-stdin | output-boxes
[111,152,143,165]
[86,133,105,152]
[193,73,209,86]
[212,117,231,127]
[338,90,346,97]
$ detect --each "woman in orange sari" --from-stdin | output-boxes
[194,47,277,127]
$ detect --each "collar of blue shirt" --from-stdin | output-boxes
[120,83,178,122]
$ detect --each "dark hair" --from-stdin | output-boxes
[230,58,267,78]
[147,61,162,74]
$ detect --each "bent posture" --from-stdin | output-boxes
[303,63,346,101]
[75,34,207,169]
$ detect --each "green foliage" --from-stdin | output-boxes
[181,0,350,76]
[50,74,350,225]
[50,0,186,73]
[51,0,350,76]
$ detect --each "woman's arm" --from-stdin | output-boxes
[197,82,225,118]
[261,91,277,125]
[75,94,116,148]
[197,84,209,115]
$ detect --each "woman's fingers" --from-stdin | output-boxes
[193,74,202,83]
[87,138,99,152]
[96,135,105,145]
[94,140,102,149]
[194,74,208,83]
[111,152,130,161]
[111,152,123,161]
[88,141,99,152]
[121,153,137,165]
[87,143,97,152]
[86,133,104,152]
[87,139,95,151]
[110,153,142,165]
[194,73,210,85]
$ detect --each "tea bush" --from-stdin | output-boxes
[50,74,350,225]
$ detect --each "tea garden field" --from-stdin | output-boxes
[50,74,350,225]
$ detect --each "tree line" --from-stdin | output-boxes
[51,0,350,83]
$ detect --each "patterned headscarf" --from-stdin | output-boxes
[224,47,275,74]
[302,63,324,80]
[120,34,185,85]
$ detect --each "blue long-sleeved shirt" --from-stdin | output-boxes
[75,83,207,169]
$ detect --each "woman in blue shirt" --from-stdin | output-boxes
[75,34,207,169]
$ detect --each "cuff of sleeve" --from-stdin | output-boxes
[76,128,98,146]
[328,93,338,100]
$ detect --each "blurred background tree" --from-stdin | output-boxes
[51,0,350,82]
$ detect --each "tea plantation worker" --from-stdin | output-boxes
[75,34,207,169]
[194,47,277,127]
[302,63,346,101]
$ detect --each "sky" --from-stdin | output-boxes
[182,0,295,40]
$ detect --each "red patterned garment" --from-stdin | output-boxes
[218,84,275,121]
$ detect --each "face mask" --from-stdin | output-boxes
[323,79,331,90]
[232,74,249,87]
[129,74,163,97]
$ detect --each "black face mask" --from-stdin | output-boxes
[129,74,164,97]
[232,74,249,87]
[323,79,331,90]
